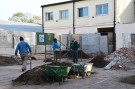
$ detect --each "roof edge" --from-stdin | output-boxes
[41,0,83,8]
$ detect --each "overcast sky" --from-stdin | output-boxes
[0,0,68,21]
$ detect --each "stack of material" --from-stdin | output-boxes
[104,45,135,70]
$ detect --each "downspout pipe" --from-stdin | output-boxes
[113,0,116,51]
[73,1,75,34]
[42,7,44,33]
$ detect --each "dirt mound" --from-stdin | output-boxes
[89,52,108,68]
[12,62,74,85]
[120,75,135,85]
[12,65,47,85]
[48,62,72,66]
[0,56,19,66]
[61,50,90,59]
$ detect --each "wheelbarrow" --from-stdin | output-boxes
[72,63,93,78]
[45,65,71,85]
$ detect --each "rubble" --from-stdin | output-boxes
[104,45,135,70]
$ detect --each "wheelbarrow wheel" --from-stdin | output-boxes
[82,72,86,79]
[59,76,63,85]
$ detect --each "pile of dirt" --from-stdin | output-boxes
[12,65,47,85]
[61,50,90,59]
[89,52,108,68]
[0,56,19,66]
[12,62,75,85]
[120,75,135,85]
[48,62,72,66]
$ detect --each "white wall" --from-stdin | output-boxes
[116,0,134,24]
[75,0,114,27]
[43,0,114,34]
[116,23,135,49]
[43,3,73,30]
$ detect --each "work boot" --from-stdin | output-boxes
[22,68,26,72]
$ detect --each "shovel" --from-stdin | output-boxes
[29,55,32,70]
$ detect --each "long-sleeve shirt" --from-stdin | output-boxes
[71,41,78,50]
[52,42,60,51]
[15,41,31,55]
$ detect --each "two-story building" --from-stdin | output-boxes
[41,0,135,50]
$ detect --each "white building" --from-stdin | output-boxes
[41,0,135,50]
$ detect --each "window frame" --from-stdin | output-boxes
[78,7,89,17]
[59,10,69,20]
[45,12,53,21]
[96,3,108,15]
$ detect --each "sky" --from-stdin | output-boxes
[0,0,68,21]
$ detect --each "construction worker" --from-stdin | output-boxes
[71,38,79,63]
[15,36,31,72]
[52,38,60,62]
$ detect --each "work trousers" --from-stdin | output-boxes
[72,50,78,63]
[54,51,59,62]
[20,53,28,70]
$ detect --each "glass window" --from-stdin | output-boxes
[60,10,69,20]
[45,12,53,21]
[78,7,88,17]
[96,4,108,15]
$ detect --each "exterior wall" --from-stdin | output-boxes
[116,23,135,49]
[116,0,134,24]
[75,0,114,27]
[43,0,115,34]
[43,3,73,30]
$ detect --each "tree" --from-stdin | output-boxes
[8,12,42,24]
[13,12,25,17]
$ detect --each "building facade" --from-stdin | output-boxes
[41,0,135,50]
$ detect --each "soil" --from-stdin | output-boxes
[12,62,76,85]
[0,56,19,66]
[120,75,135,85]
[89,52,108,68]
[12,65,47,85]
[61,50,90,59]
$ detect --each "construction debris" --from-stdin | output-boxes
[104,45,135,70]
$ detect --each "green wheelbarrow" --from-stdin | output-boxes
[45,65,71,85]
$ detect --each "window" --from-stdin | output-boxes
[96,4,108,15]
[60,10,69,20]
[45,12,53,21]
[78,7,88,17]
